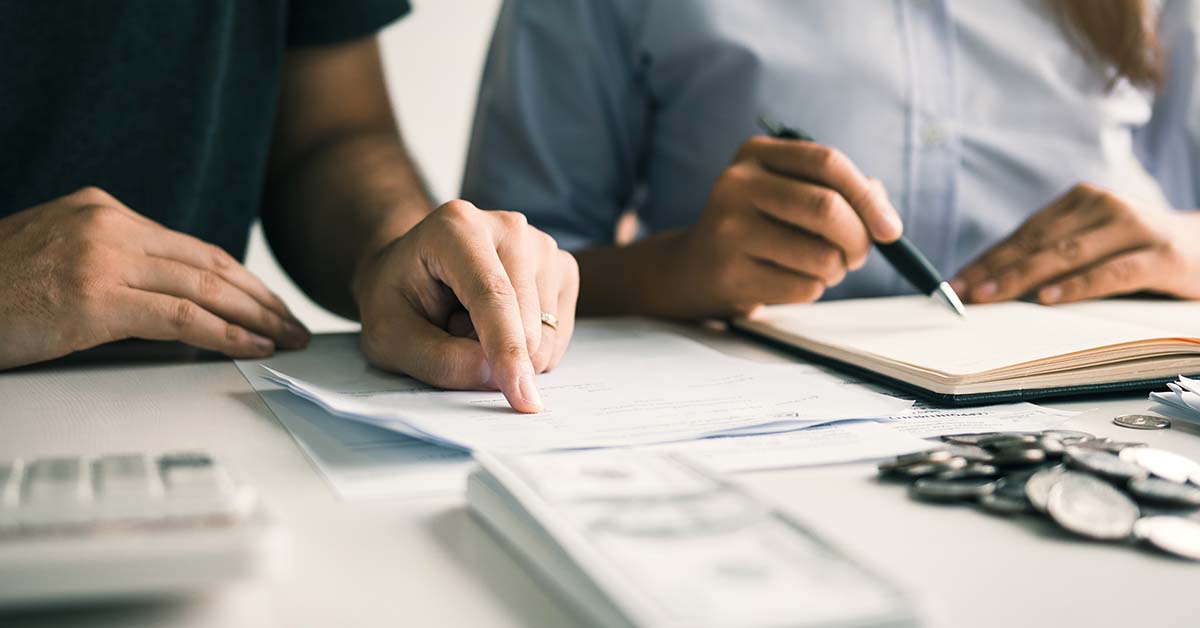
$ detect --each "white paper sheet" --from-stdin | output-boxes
[880,402,1077,438]
[1149,376,1200,424]
[658,421,933,473]
[259,322,913,453]
[235,363,471,500]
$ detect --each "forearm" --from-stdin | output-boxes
[261,128,433,318]
[574,229,687,318]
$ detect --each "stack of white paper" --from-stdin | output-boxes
[1150,376,1200,422]
[260,321,913,453]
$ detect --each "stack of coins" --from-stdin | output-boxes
[877,430,1200,561]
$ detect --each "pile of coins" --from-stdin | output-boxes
[878,429,1200,561]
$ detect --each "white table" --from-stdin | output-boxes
[2,325,1198,628]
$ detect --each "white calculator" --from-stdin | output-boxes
[0,451,286,609]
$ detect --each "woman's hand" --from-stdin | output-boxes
[953,183,1200,304]
[352,200,579,414]
[651,136,902,318]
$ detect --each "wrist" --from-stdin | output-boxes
[575,229,690,318]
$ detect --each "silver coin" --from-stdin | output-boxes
[1042,429,1096,441]
[942,444,994,463]
[893,457,968,479]
[1026,466,1068,512]
[1075,440,1146,454]
[1113,414,1172,430]
[1037,436,1067,456]
[1047,473,1140,541]
[1120,447,1199,484]
[979,491,1033,515]
[878,450,952,473]
[991,448,1047,467]
[935,463,1000,481]
[1127,477,1200,508]
[1133,516,1200,561]
[1066,449,1149,481]
[911,476,998,502]
[978,433,1039,449]
[945,433,1003,446]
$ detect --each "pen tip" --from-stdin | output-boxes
[934,282,967,318]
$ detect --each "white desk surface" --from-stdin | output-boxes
[2,322,1198,628]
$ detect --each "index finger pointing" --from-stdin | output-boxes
[745,136,903,242]
[437,241,543,414]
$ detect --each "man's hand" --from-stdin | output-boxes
[952,183,1200,304]
[647,136,903,318]
[352,200,579,414]
[0,187,310,369]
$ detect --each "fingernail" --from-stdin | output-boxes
[251,334,275,354]
[973,280,998,300]
[950,278,967,295]
[518,374,543,412]
[1040,285,1062,304]
[283,321,310,346]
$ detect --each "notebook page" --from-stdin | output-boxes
[745,296,1186,377]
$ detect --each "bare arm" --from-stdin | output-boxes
[261,37,429,319]
[260,37,580,412]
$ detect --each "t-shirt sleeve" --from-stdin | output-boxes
[287,0,411,47]
[461,0,649,251]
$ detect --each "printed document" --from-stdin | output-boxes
[258,321,913,453]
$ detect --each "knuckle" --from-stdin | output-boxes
[1107,257,1140,284]
[75,203,124,232]
[814,146,845,173]
[810,189,840,221]
[495,342,528,365]
[224,322,241,344]
[535,229,558,254]
[72,186,115,205]
[439,199,478,222]
[196,270,223,300]
[737,136,772,160]
[816,246,843,276]
[473,272,517,306]
[169,299,196,329]
[208,244,235,271]
[716,164,752,190]
[1052,237,1082,262]
[560,249,580,281]
[796,279,824,302]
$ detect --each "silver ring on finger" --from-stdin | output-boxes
[539,311,559,330]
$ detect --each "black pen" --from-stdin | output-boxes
[757,116,966,317]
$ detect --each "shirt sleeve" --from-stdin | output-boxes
[1137,0,1200,209]
[461,0,649,251]
[287,0,410,47]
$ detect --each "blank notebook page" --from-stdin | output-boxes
[746,296,1191,376]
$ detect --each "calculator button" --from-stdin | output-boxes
[0,461,15,533]
[94,454,162,521]
[24,457,88,503]
[21,457,91,526]
[95,454,156,499]
[159,452,237,517]
[0,461,13,507]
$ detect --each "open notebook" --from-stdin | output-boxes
[733,296,1200,405]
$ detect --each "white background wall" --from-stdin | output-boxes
[244,0,503,332]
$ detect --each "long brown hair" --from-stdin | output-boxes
[1050,0,1163,88]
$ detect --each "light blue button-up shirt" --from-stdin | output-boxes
[462,0,1200,300]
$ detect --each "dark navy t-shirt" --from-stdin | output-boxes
[0,0,409,259]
